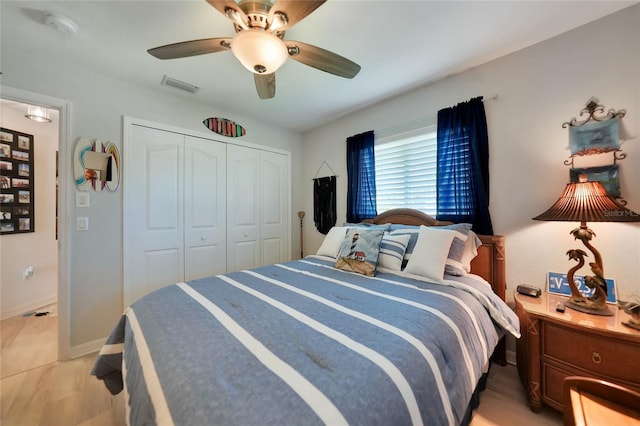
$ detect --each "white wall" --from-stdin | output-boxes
[302,6,640,303]
[1,105,59,318]
[1,50,302,350]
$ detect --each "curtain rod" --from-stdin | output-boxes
[375,94,498,135]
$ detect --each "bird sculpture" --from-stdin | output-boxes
[566,249,587,299]
[583,261,608,310]
[562,226,614,315]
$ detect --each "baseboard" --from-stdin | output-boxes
[70,337,106,359]
[506,349,517,366]
[1,295,57,320]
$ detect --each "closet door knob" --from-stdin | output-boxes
[200,235,206,241]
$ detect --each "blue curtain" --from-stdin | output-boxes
[436,97,493,234]
[346,130,377,222]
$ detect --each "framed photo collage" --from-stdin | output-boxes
[1,127,35,235]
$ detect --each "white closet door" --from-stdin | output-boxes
[125,125,184,304]
[184,136,227,281]
[227,144,261,271]
[261,151,289,266]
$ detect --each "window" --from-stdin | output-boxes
[374,120,437,215]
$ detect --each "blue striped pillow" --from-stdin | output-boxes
[377,233,411,271]
[388,225,420,258]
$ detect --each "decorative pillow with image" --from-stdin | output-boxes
[377,233,411,271]
[335,228,385,276]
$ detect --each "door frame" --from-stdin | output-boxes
[2,86,72,360]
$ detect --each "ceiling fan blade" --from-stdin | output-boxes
[268,0,326,31]
[284,40,360,79]
[254,73,276,99]
[206,0,249,28]
[148,38,231,60]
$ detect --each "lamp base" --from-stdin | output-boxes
[566,299,614,316]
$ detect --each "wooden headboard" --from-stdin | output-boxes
[366,208,506,302]
[367,208,507,365]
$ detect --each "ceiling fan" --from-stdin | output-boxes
[148,0,361,99]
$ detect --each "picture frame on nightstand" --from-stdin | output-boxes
[547,271,617,304]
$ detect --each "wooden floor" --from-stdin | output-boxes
[1,308,563,426]
[1,305,57,379]
[471,364,563,426]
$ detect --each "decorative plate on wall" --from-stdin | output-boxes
[73,138,121,192]
[203,117,246,138]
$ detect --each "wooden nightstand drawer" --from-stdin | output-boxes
[542,322,640,383]
[516,292,640,413]
[542,363,574,409]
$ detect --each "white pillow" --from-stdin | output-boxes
[377,233,411,271]
[404,226,456,282]
[316,226,347,258]
[461,231,482,273]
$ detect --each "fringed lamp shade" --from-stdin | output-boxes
[533,179,640,224]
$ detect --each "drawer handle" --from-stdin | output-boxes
[592,352,602,364]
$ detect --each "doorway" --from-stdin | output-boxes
[0,87,72,367]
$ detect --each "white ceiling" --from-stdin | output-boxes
[1,1,636,133]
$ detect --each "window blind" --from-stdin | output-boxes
[374,123,437,215]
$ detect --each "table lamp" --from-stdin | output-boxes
[533,174,640,316]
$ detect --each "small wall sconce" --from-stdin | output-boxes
[25,105,52,123]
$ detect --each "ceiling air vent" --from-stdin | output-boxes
[161,75,200,94]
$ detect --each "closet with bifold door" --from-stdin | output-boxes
[226,144,290,272]
[123,118,290,306]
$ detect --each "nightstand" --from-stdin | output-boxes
[514,291,640,413]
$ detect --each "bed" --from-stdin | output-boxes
[93,208,519,426]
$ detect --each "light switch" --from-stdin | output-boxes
[76,192,90,208]
[77,217,89,231]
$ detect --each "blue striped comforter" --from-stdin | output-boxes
[92,257,519,426]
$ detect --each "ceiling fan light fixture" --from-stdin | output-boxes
[231,29,287,74]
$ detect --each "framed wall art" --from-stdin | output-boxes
[570,164,620,198]
[569,116,620,156]
[0,127,35,235]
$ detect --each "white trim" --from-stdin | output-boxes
[0,294,57,320]
[1,86,73,361]
[69,337,106,359]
